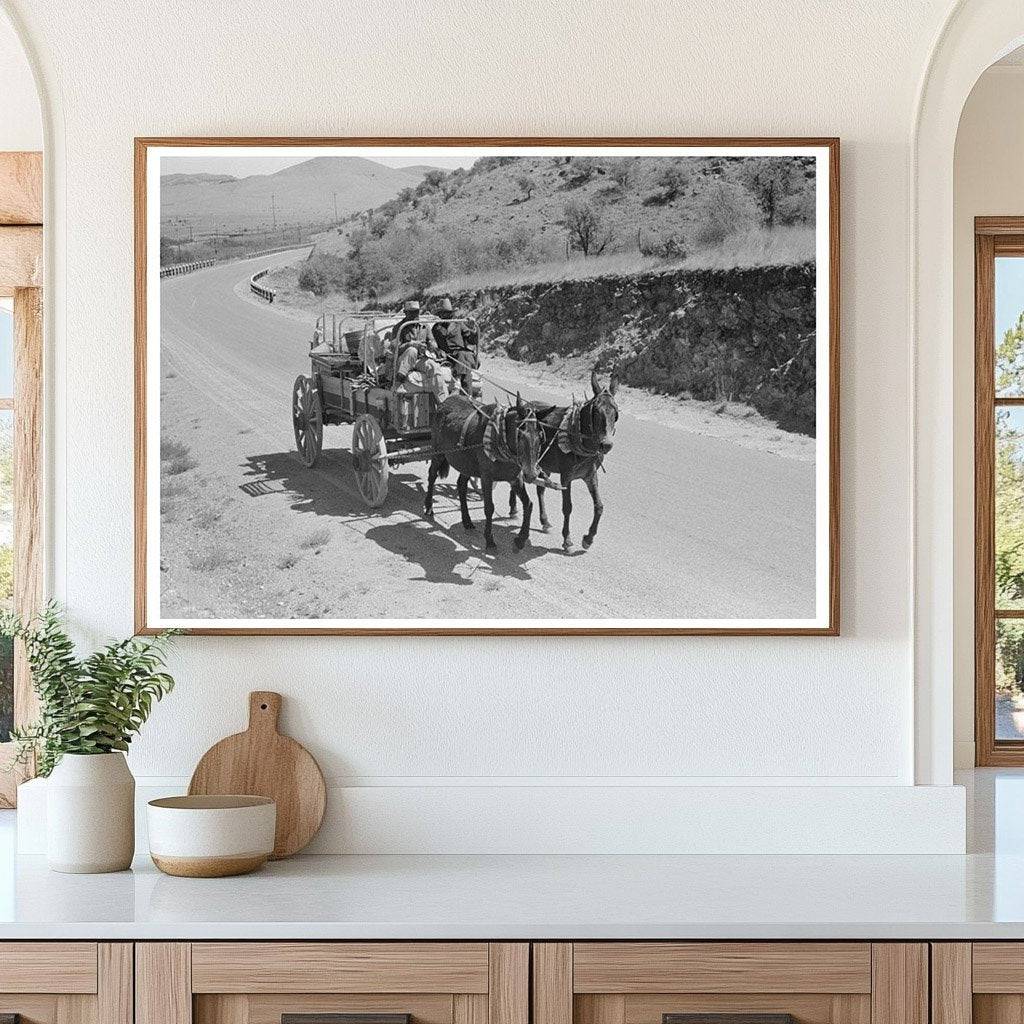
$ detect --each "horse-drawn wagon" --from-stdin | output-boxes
[290,311,482,507]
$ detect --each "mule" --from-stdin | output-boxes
[424,393,541,551]
[509,368,619,551]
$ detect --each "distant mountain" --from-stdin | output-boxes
[162,173,237,186]
[160,157,435,235]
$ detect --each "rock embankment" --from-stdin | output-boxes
[438,262,817,435]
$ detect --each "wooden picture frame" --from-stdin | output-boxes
[135,137,840,637]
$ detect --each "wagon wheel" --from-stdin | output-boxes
[292,375,323,468]
[352,413,389,508]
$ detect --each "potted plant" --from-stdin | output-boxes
[2,603,177,873]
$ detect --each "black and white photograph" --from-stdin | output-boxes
[137,140,838,634]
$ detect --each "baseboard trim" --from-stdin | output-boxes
[16,778,967,856]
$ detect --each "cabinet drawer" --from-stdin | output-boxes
[0,943,130,1024]
[191,943,490,993]
[139,942,528,1024]
[0,942,98,993]
[535,944,925,1024]
[572,944,872,994]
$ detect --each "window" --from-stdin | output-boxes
[974,220,1024,764]
[0,151,42,806]
[0,299,11,744]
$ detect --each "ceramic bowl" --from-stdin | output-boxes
[147,795,276,877]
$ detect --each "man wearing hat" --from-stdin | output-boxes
[432,297,478,394]
[390,299,423,346]
[392,299,449,403]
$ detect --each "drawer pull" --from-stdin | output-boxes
[665,1016,796,1024]
[283,1016,411,1024]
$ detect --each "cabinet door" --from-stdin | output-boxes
[935,943,1024,1024]
[137,943,528,1024]
[534,944,927,1024]
[0,943,132,1024]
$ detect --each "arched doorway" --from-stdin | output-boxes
[914,0,1024,785]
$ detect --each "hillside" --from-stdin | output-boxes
[160,156,433,236]
[302,153,816,298]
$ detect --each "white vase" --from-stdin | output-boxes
[46,752,135,873]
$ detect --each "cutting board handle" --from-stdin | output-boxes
[248,691,282,734]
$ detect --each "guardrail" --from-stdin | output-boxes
[159,259,215,278]
[250,267,275,303]
[159,244,312,283]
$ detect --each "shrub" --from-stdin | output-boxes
[644,162,692,206]
[688,176,759,248]
[298,251,345,296]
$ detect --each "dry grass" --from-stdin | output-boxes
[301,527,332,550]
[160,438,190,461]
[423,225,815,295]
[161,437,199,476]
[164,454,199,475]
[194,508,222,529]
[277,552,300,570]
[188,546,239,573]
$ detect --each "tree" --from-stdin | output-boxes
[654,163,691,202]
[996,313,1024,620]
[564,200,612,257]
[608,159,634,191]
[737,158,803,229]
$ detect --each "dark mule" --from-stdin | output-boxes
[425,393,541,551]
[510,368,619,551]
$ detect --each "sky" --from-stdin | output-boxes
[996,256,1024,340]
[161,153,477,177]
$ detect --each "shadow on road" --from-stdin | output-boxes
[242,449,556,582]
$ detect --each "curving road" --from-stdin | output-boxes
[157,252,817,624]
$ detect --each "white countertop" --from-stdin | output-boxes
[1,770,1022,941]
[2,848,1024,940]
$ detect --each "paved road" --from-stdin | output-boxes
[157,252,817,623]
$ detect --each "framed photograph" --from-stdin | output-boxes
[135,137,839,636]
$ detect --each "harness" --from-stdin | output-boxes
[556,399,607,459]
[457,404,535,465]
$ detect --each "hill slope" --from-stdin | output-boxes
[306,153,816,298]
[160,156,432,235]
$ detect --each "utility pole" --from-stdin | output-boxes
[333,191,339,222]
[271,193,277,231]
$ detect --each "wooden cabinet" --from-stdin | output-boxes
[136,943,528,1024]
[0,938,948,1024]
[533,944,928,1024]
[0,943,132,1024]
[930,943,1024,1024]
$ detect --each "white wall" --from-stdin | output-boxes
[0,0,973,851]
[952,65,1024,768]
[0,8,39,151]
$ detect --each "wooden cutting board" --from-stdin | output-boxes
[188,691,326,859]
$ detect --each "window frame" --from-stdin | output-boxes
[0,151,43,806]
[974,217,1024,765]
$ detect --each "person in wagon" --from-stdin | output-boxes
[431,297,478,394]
[391,300,449,403]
